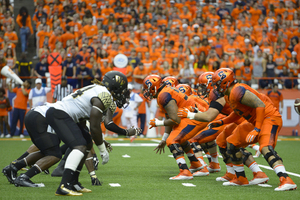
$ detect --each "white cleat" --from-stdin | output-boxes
[274,177,297,191]
[192,167,209,177]
[249,172,269,185]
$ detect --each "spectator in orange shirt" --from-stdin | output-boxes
[240,58,253,86]
[7,80,31,138]
[16,7,33,53]
[233,50,245,81]
[4,25,18,44]
[273,46,286,76]
[266,83,283,113]
[79,44,91,62]
[60,26,76,48]
[220,54,235,70]
[224,37,237,56]
[133,62,148,90]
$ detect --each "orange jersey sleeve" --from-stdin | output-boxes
[208,89,233,116]
[225,83,281,125]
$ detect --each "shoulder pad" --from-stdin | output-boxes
[98,92,113,110]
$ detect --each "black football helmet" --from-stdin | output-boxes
[102,71,129,108]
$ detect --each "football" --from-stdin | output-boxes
[294,98,300,115]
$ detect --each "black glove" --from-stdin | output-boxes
[91,175,102,186]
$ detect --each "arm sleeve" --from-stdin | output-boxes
[105,121,127,136]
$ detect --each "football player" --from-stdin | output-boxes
[143,75,209,180]
[3,71,141,196]
[178,72,269,185]
[208,68,297,191]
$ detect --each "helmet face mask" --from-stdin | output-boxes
[212,68,236,96]
[198,72,214,96]
[143,75,162,100]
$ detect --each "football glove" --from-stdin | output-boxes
[246,128,260,143]
[149,118,164,129]
[91,175,102,186]
[177,107,197,119]
[98,143,109,165]
[208,120,223,129]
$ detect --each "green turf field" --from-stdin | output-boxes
[1,137,300,200]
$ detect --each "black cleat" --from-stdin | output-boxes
[14,174,45,187]
[2,164,18,184]
[51,160,65,177]
[55,184,82,196]
[91,175,102,186]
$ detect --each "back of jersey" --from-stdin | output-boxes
[53,84,114,123]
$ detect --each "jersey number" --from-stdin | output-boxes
[72,85,95,98]
[173,88,188,100]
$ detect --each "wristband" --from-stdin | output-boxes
[97,143,106,153]
[254,127,261,132]
[155,119,164,126]
[162,133,169,141]
[187,112,196,119]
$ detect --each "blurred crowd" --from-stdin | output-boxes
[1,0,300,90]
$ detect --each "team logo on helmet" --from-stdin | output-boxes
[115,75,126,86]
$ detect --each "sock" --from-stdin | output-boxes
[25,165,42,178]
[17,151,29,161]
[60,169,75,187]
[12,159,27,170]
[206,153,212,163]
[273,164,288,178]
[73,170,80,183]
[176,156,188,170]
[233,164,246,178]
[252,144,260,151]
[248,161,262,173]
[197,156,207,166]
[226,163,235,175]
[210,152,219,163]
[186,149,198,162]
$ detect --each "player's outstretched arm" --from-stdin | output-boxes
[241,90,266,143]
[208,111,241,129]
[178,107,220,122]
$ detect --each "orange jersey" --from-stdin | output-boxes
[12,87,30,110]
[225,83,281,125]
[157,86,206,113]
[266,90,283,110]
[189,95,209,111]
[0,97,9,116]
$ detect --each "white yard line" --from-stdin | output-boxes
[258,164,300,178]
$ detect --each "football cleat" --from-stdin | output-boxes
[193,166,210,177]
[249,172,269,185]
[189,161,204,173]
[207,162,221,173]
[169,169,193,180]
[55,184,83,196]
[2,164,18,184]
[274,177,297,191]
[51,162,64,177]
[216,172,236,182]
[91,175,102,186]
[14,174,45,187]
[73,182,92,193]
[223,176,249,186]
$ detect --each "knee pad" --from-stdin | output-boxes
[263,145,283,167]
[205,141,217,150]
[219,147,230,163]
[181,141,190,150]
[227,144,242,162]
[169,143,184,158]
[241,148,252,164]
[191,142,202,153]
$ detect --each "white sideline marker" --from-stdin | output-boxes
[258,184,272,187]
[109,183,121,187]
[182,183,196,187]
[122,154,131,158]
[258,164,300,178]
